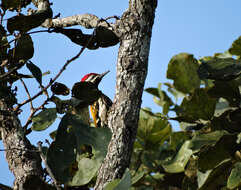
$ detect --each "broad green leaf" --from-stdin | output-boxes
[138,109,171,149]
[208,81,240,107]
[104,169,132,190]
[198,134,237,172]
[47,115,77,183]
[1,0,31,11]
[162,141,193,173]
[9,34,34,61]
[67,114,112,186]
[198,57,241,81]
[179,88,217,122]
[167,53,200,94]
[227,162,241,189]
[169,131,192,151]
[7,8,52,33]
[131,171,146,185]
[26,61,42,85]
[189,130,228,153]
[197,159,232,190]
[214,98,231,117]
[32,108,57,131]
[229,36,241,57]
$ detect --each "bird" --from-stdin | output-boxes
[72,71,112,128]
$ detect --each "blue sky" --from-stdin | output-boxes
[1,0,241,186]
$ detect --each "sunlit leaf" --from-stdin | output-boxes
[167,53,200,93]
[229,36,241,57]
[32,108,57,131]
[227,162,241,189]
[104,169,131,190]
[162,141,193,173]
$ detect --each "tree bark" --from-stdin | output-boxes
[94,0,157,189]
[0,99,45,190]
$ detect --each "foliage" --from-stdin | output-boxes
[1,1,241,190]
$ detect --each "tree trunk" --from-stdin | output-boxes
[94,0,157,189]
[0,87,45,190]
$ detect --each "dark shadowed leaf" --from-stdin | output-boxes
[198,57,241,81]
[9,34,34,61]
[104,169,131,190]
[32,108,57,131]
[95,26,119,48]
[0,25,8,61]
[197,159,232,190]
[26,61,42,85]
[198,134,238,172]
[169,131,192,151]
[227,162,241,189]
[208,81,241,107]
[167,53,200,94]
[229,36,241,57]
[67,114,112,186]
[7,8,52,33]
[1,0,31,11]
[178,88,217,122]
[51,82,70,96]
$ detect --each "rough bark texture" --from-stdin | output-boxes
[0,99,45,190]
[94,0,157,189]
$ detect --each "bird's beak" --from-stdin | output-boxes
[99,70,110,79]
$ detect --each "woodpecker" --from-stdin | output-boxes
[80,71,112,128]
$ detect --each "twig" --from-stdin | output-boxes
[23,96,51,132]
[38,141,61,190]
[20,78,34,110]
[0,61,25,80]
[14,29,96,112]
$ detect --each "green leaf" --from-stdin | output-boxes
[131,171,146,185]
[162,140,193,173]
[9,34,34,61]
[169,131,192,151]
[67,114,112,186]
[104,169,132,190]
[229,36,241,57]
[208,81,241,107]
[167,53,200,94]
[197,159,232,190]
[47,115,77,183]
[198,57,241,81]
[178,88,217,122]
[1,0,31,11]
[32,108,57,131]
[145,84,174,114]
[26,61,42,85]
[7,8,52,33]
[138,109,171,149]
[198,134,238,172]
[95,26,119,48]
[227,162,241,189]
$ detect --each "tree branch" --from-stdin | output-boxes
[94,0,158,189]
